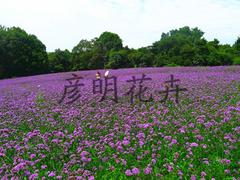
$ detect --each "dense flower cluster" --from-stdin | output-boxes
[0,66,239,179]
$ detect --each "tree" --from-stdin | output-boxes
[151,26,234,66]
[232,37,240,65]
[96,32,123,52]
[0,26,48,79]
[136,48,154,67]
[48,49,71,73]
[105,49,130,69]
[71,39,96,70]
[151,26,206,66]
[71,39,105,70]
[206,41,233,66]
[233,37,240,52]
[128,49,143,67]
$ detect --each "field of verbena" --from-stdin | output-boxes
[0,66,240,179]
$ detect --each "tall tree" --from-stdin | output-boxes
[105,49,130,69]
[0,26,48,79]
[233,37,240,52]
[71,38,105,70]
[232,37,240,65]
[96,32,123,52]
[151,26,233,66]
[48,49,71,73]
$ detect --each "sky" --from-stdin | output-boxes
[1,0,240,52]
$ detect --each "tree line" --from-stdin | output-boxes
[0,25,239,79]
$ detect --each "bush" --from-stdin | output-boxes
[233,56,240,65]
[165,63,179,67]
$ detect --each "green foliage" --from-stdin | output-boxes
[151,27,233,67]
[71,39,105,70]
[233,37,240,52]
[0,26,48,79]
[105,49,129,69]
[0,25,238,79]
[152,27,200,66]
[97,31,123,52]
[48,49,71,72]
[233,56,240,65]
[165,63,179,67]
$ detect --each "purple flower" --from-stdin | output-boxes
[224,169,230,174]
[108,142,115,148]
[204,160,209,165]
[122,140,130,146]
[41,165,47,169]
[178,170,183,176]
[164,136,172,141]
[221,158,231,164]
[29,173,38,180]
[88,175,94,180]
[48,172,56,177]
[139,141,144,147]
[109,166,115,171]
[81,156,92,162]
[191,175,197,180]
[81,151,89,157]
[195,135,204,141]
[143,123,150,129]
[137,132,145,139]
[166,164,173,172]
[30,154,36,159]
[174,152,179,159]
[51,139,59,143]
[201,171,207,177]
[125,169,132,176]
[121,159,127,166]
[131,167,140,175]
[152,159,157,164]
[171,139,177,144]
[144,167,152,175]
[190,142,199,147]
[117,145,123,151]
[12,162,26,173]
[56,131,64,137]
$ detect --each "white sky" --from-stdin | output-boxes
[1,0,240,52]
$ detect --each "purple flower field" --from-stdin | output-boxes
[0,66,240,179]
